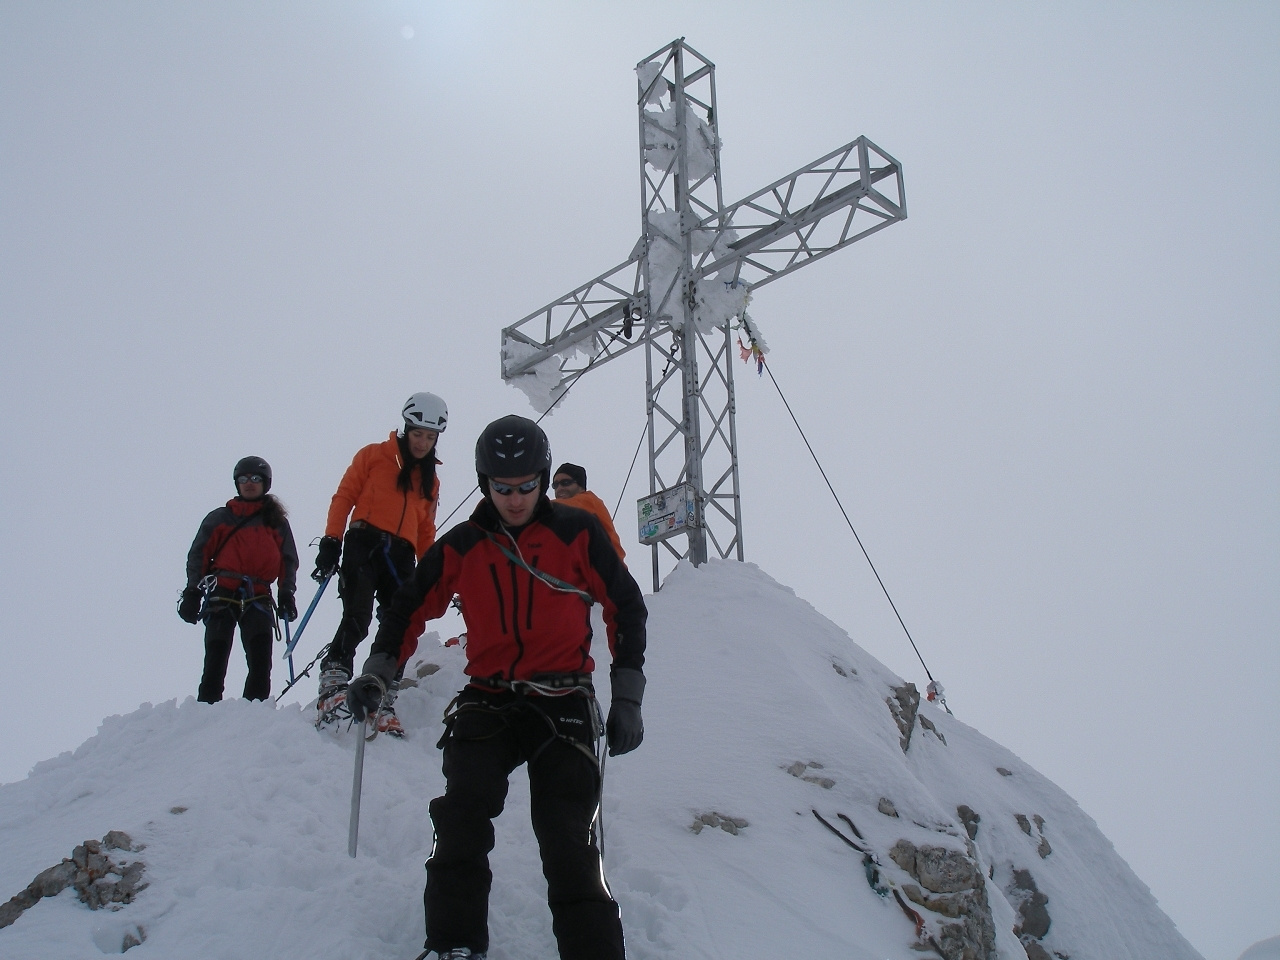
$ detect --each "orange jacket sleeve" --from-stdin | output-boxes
[324,444,375,539]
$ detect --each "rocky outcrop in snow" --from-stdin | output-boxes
[0,830,146,948]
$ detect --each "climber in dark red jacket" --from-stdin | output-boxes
[348,415,647,960]
[179,456,298,703]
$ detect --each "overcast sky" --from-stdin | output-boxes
[1,3,1276,959]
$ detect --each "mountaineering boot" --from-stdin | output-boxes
[436,950,485,960]
[315,665,351,729]
[371,683,404,738]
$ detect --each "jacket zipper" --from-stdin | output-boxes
[525,555,539,630]
[508,561,525,676]
[488,565,507,634]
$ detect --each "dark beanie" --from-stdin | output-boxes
[554,462,587,488]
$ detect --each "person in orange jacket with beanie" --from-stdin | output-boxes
[311,392,447,734]
[551,462,626,561]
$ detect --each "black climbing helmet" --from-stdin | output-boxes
[475,416,551,490]
[233,456,272,494]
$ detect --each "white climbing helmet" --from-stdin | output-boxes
[402,392,448,433]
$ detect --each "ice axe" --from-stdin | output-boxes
[281,574,332,683]
[348,674,386,858]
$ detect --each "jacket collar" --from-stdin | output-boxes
[227,497,265,516]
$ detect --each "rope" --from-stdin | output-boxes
[611,350,676,520]
[759,355,951,714]
[611,419,648,521]
[436,337,620,529]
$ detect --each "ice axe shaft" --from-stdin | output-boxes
[283,575,331,659]
[348,719,368,857]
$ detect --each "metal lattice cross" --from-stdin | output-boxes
[501,38,907,590]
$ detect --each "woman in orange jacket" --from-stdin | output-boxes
[312,392,447,733]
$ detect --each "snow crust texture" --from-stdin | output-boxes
[0,561,1205,960]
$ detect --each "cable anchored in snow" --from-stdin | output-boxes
[741,322,950,714]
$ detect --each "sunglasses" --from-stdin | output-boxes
[236,474,265,485]
[489,478,540,496]
[551,478,579,489]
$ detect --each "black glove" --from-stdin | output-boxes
[312,536,341,582]
[277,590,297,622]
[177,586,203,624]
[348,652,398,722]
[606,667,645,756]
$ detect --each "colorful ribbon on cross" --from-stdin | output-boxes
[735,312,768,375]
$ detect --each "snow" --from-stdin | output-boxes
[0,560,1209,960]
[501,337,584,415]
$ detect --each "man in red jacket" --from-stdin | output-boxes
[348,416,647,960]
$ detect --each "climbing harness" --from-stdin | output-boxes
[440,675,610,850]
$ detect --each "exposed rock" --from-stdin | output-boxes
[996,767,1012,777]
[783,760,835,789]
[169,806,187,815]
[1014,814,1053,858]
[1022,941,1052,960]
[0,889,40,929]
[886,683,921,752]
[916,845,980,894]
[690,811,749,835]
[0,832,147,930]
[890,839,918,872]
[31,861,77,898]
[956,805,981,840]
[878,797,900,818]
[102,831,139,853]
[918,713,947,745]
[121,925,147,951]
[1009,868,1051,939]
[888,839,997,959]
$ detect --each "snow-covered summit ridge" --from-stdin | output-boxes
[0,560,1203,960]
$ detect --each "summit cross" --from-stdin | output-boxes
[500,38,907,590]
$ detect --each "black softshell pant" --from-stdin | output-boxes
[425,688,623,960]
[198,586,274,702]
[322,526,416,676]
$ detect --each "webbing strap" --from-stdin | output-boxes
[484,532,594,605]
